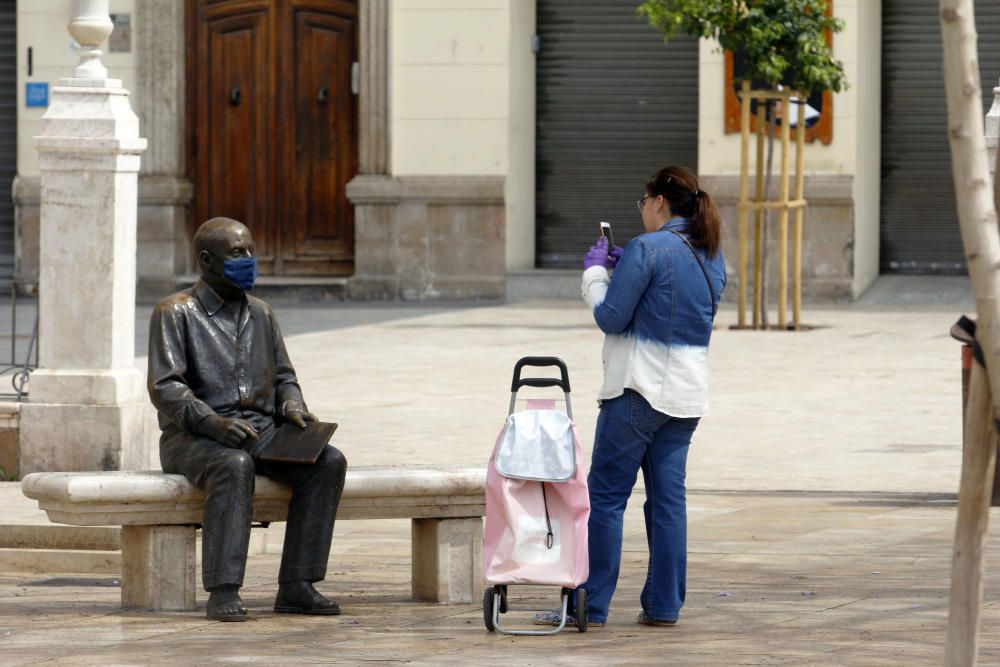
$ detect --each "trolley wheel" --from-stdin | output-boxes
[574,588,589,632]
[498,584,508,614]
[482,587,497,631]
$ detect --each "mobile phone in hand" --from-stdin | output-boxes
[600,221,615,249]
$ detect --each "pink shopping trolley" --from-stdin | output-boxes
[482,357,591,634]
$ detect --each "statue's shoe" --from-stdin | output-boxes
[206,591,248,622]
[273,583,341,616]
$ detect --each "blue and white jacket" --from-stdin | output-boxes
[581,217,727,418]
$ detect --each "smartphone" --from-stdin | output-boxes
[600,221,616,250]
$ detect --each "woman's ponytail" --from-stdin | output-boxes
[689,190,722,258]
[646,165,722,258]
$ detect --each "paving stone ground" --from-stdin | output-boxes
[1,289,997,665]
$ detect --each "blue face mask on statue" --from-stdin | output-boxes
[222,256,258,291]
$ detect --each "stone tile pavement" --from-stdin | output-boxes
[2,289,999,665]
[2,492,999,665]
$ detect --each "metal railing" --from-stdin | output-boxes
[0,282,38,401]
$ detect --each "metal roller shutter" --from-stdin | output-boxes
[0,0,13,284]
[535,0,698,268]
[881,0,1000,273]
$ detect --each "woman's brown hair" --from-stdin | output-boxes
[645,165,722,258]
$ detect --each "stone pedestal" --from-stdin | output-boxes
[411,517,483,603]
[121,525,196,611]
[346,176,506,300]
[19,77,149,474]
[986,78,1000,177]
[701,174,855,301]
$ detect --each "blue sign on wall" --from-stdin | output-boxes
[26,82,48,108]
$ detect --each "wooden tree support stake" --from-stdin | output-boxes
[737,80,751,329]
[793,100,806,327]
[735,85,808,329]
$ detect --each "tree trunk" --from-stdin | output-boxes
[940,1,1000,665]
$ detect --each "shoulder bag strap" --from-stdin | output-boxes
[668,230,718,318]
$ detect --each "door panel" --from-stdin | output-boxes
[189,0,357,276]
[193,2,276,269]
[283,3,357,273]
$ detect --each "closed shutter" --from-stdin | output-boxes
[0,0,13,283]
[881,0,1000,273]
[535,0,698,268]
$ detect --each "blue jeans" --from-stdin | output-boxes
[582,389,700,623]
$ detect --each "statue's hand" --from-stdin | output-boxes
[286,410,318,429]
[197,414,259,448]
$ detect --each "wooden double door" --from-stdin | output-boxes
[188,0,358,275]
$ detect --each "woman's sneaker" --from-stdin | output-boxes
[637,611,676,627]
[530,610,604,627]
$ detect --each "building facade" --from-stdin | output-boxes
[8,0,1000,301]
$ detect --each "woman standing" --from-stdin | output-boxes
[543,165,726,628]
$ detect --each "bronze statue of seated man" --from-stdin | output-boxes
[147,217,348,621]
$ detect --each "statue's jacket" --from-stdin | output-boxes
[147,278,306,444]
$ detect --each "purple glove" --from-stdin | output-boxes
[608,245,624,268]
[583,237,613,270]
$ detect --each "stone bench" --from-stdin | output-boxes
[21,466,486,611]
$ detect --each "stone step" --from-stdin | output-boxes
[0,527,267,574]
[0,547,121,574]
[506,269,579,300]
[0,524,120,551]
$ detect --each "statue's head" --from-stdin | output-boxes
[194,217,257,297]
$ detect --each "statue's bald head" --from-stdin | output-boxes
[193,217,252,257]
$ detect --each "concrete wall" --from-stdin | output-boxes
[360,0,884,293]
[390,0,509,176]
[12,0,887,301]
[347,175,506,300]
[358,0,508,298]
[505,0,535,271]
[851,0,882,297]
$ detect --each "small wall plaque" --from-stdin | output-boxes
[25,82,48,108]
[109,14,131,53]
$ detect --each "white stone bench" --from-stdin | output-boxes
[21,466,486,611]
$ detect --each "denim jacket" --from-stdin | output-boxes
[581,217,727,417]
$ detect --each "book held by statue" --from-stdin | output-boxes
[257,421,338,464]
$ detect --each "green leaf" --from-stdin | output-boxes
[638,0,847,94]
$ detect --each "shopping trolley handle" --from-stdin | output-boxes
[511,356,570,393]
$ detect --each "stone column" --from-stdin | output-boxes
[19,0,151,474]
[134,0,193,298]
[986,77,1000,177]
[358,0,390,175]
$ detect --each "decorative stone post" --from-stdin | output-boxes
[19,0,152,473]
[986,77,1000,177]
